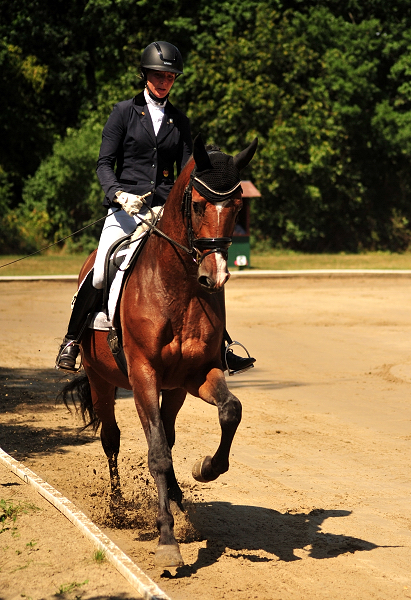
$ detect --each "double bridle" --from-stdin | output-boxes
[136,167,233,265]
[181,169,232,264]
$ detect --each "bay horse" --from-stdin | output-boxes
[62,134,258,567]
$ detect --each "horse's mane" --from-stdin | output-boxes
[166,156,194,206]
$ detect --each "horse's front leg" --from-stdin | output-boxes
[161,388,187,508]
[131,378,184,568]
[190,369,242,483]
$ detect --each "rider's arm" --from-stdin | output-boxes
[96,103,125,205]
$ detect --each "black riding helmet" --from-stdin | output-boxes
[140,41,184,78]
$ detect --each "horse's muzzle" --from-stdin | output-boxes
[193,237,231,291]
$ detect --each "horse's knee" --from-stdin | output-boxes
[218,394,242,429]
[147,428,173,477]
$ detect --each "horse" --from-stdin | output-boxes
[61,134,258,568]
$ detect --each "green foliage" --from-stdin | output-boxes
[0,167,16,253]
[184,2,411,251]
[0,499,39,533]
[19,121,104,253]
[3,0,411,252]
[0,39,52,206]
[56,580,89,595]
[93,548,106,563]
[0,499,20,525]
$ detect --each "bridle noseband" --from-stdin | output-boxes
[133,164,235,265]
[192,237,232,263]
[182,170,232,265]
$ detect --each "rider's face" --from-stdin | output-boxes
[146,70,176,99]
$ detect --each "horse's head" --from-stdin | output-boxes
[185,135,258,292]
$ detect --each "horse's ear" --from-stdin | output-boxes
[193,133,212,171]
[233,138,258,171]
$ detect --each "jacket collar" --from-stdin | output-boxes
[132,91,176,144]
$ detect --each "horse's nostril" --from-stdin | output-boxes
[198,275,212,288]
[197,276,222,293]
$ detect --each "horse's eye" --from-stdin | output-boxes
[192,201,204,215]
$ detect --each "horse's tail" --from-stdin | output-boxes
[58,373,101,433]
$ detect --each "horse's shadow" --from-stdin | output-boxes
[0,367,97,458]
[167,503,379,578]
[226,377,306,391]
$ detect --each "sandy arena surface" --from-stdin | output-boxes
[1,276,411,600]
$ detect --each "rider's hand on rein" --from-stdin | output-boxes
[115,191,147,216]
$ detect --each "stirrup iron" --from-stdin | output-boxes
[55,339,82,373]
[224,340,255,376]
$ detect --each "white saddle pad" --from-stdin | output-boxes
[88,205,163,331]
[88,231,145,331]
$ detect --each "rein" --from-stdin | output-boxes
[137,168,232,265]
[133,205,196,260]
[0,211,118,271]
[0,162,234,272]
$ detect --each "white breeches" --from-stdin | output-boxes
[92,207,148,289]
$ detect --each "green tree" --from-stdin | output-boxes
[5,0,411,253]
[0,0,197,206]
[0,40,50,204]
[19,121,104,253]
[184,2,411,251]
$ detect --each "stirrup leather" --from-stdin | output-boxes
[224,340,255,376]
[55,339,82,373]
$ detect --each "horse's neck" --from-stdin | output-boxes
[159,186,189,246]
[153,168,194,265]
[159,159,193,241]
[135,185,192,284]
[156,202,196,284]
[130,161,198,294]
[126,174,224,329]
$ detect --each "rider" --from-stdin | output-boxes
[56,40,255,375]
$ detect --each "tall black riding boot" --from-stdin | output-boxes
[56,270,102,372]
[222,329,256,375]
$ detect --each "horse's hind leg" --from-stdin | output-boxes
[191,369,242,483]
[86,367,121,497]
[161,388,186,508]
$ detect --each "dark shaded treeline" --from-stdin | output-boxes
[2,0,411,252]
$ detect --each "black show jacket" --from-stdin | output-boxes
[96,91,192,208]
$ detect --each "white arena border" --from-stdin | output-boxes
[230,268,411,278]
[0,447,171,600]
[2,269,411,282]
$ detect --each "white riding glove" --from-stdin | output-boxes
[115,191,145,216]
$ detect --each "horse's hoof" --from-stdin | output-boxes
[192,455,219,482]
[155,544,184,568]
[192,456,209,482]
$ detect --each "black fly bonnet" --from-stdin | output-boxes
[192,150,242,202]
[183,139,247,263]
